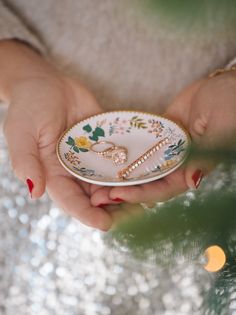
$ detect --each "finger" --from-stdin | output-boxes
[106,204,130,227]
[3,114,45,199]
[67,78,103,120]
[90,186,124,207]
[109,168,188,204]
[184,130,221,190]
[46,174,112,231]
[184,107,222,189]
[184,157,216,189]
[77,180,91,196]
[104,204,144,228]
[122,203,145,217]
[164,79,206,128]
[89,184,104,195]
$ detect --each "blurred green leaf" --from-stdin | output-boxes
[139,0,236,31]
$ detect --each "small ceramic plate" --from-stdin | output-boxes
[56,111,190,186]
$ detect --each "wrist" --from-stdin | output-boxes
[0,40,57,102]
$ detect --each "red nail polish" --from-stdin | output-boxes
[192,170,203,188]
[98,203,109,208]
[26,178,34,198]
[112,198,124,202]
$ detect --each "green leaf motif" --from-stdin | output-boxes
[79,148,89,152]
[138,123,148,129]
[73,146,80,153]
[130,116,147,129]
[83,124,92,133]
[66,136,75,146]
[89,135,98,141]
[94,127,105,137]
[178,139,184,146]
[89,127,105,141]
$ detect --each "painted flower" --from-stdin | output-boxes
[74,136,92,149]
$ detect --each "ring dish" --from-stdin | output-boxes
[56,111,191,186]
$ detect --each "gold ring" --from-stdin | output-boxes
[90,141,128,166]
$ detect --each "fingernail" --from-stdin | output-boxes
[99,227,110,232]
[192,170,203,189]
[26,178,34,198]
[112,198,124,202]
[98,203,109,208]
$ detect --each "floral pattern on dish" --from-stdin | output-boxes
[147,119,165,138]
[109,115,148,136]
[64,151,80,166]
[164,139,186,160]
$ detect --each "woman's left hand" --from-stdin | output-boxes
[91,71,236,213]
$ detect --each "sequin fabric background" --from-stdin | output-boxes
[0,106,236,315]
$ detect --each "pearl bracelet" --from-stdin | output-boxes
[208,63,236,78]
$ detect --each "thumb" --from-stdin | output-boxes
[3,117,46,199]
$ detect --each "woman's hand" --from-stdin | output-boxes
[0,40,113,231]
[91,71,236,207]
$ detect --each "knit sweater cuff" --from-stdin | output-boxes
[0,1,46,55]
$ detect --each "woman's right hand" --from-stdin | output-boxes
[0,40,113,231]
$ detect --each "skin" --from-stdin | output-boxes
[98,73,236,206]
[1,40,236,230]
[0,40,114,231]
